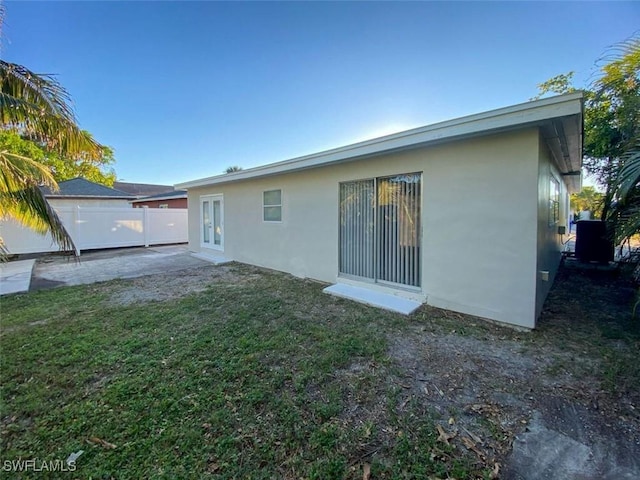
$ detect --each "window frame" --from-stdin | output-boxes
[549,175,560,227]
[263,189,282,223]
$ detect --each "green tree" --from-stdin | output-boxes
[0,130,116,186]
[536,34,640,242]
[570,186,604,218]
[36,131,116,186]
[0,60,105,256]
[532,72,577,99]
[224,165,243,173]
[584,36,640,224]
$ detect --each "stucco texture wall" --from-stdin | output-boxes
[187,128,542,328]
[535,136,568,319]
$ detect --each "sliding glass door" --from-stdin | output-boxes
[339,173,421,288]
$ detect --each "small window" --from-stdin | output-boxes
[549,176,560,226]
[263,189,282,222]
[159,204,169,209]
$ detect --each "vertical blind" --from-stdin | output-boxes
[339,173,421,288]
[339,179,375,279]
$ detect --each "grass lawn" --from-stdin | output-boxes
[1,261,638,479]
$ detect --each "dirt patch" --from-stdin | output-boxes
[387,326,537,466]
[106,264,262,306]
[385,261,640,477]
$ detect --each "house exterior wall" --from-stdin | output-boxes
[535,135,569,319]
[188,128,542,328]
[132,198,188,209]
[48,198,132,208]
[421,130,539,328]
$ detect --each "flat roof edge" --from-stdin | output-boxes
[130,194,188,202]
[46,195,136,199]
[177,93,584,189]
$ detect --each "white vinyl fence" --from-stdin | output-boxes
[1,206,188,255]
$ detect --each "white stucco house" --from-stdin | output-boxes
[177,93,583,329]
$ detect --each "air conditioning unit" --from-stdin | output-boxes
[575,220,614,263]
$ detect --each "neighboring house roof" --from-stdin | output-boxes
[42,178,136,199]
[130,190,188,204]
[177,93,584,192]
[114,182,175,197]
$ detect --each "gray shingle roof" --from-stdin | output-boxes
[113,182,174,196]
[41,178,136,198]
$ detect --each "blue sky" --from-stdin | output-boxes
[3,1,639,185]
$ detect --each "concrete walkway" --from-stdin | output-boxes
[0,259,35,295]
[30,245,212,291]
[2,246,213,296]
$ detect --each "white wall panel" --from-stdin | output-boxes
[0,218,58,254]
[147,208,189,244]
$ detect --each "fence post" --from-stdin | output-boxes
[73,205,81,256]
[143,206,150,247]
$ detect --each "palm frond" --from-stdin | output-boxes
[592,35,640,93]
[0,237,8,260]
[0,150,76,254]
[609,200,640,243]
[0,61,104,159]
[616,140,640,199]
[0,150,57,193]
[0,185,75,252]
[595,35,640,68]
[0,61,76,119]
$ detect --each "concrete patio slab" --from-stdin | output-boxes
[0,259,35,295]
[323,283,422,315]
[30,245,213,291]
[191,251,231,265]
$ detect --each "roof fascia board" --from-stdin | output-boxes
[130,194,187,203]
[177,93,584,190]
[46,195,135,199]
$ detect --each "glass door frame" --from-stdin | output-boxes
[200,194,224,251]
[338,172,422,290]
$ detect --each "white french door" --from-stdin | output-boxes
[339,173,421,288]
[200,195,224,251]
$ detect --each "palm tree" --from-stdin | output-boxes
[605,35,640,242]
[224,165,243,173]
[613,141,640,241]
[0,60,104,257]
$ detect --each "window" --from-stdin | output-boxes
[263,189,282,222]
[549,176,560,226]
[159,204,169,209]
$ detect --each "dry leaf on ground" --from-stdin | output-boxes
[363,462,371,480]
[87,437,117,449]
